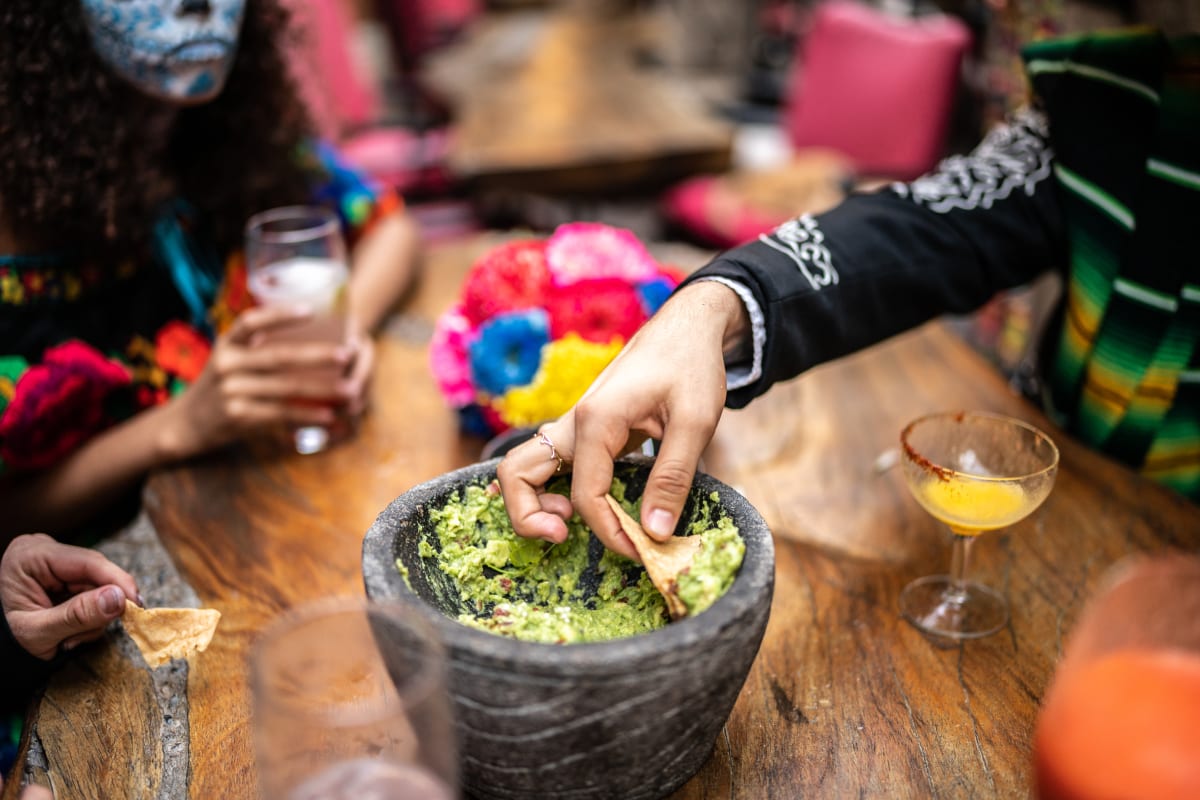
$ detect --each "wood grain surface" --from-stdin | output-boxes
[424,9,733,195]
[13,235,1200,799]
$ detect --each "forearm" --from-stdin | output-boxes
[346,211,422,334]
[0,400,185,538]
[683,109,1066,407]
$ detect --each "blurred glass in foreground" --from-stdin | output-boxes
[252,597,459,799]
[1033,553,1200,799]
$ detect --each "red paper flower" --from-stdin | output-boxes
[155,321,212,383]
[545,278,647,344]
[0,341,131,471]
[461,240,551,326]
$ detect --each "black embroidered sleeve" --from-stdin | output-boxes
[680,109,1069,408]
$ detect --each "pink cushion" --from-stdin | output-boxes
[340,127,455,196]
[782,1,971,180]
[283,0,381,139]
[661,176,790,250]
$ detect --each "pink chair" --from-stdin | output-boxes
[284,0,381,140]
[662,0,972,249]
[284,0,471,198]
[782,0,971,180]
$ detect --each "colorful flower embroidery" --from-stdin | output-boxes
[0,356,27,413]
[210,252,254,336]
[1,271,24,304]
[155,321,211,383]
[0,341,131,471]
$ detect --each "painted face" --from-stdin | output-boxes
[80,0,247,103]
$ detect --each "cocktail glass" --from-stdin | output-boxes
[898,411,1058,639]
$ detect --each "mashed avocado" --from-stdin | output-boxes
[398,480,745,644]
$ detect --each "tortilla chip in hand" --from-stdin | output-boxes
[122,599,221,669]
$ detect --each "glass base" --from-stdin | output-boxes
[899,574,1008,640]
[294,425,331,455]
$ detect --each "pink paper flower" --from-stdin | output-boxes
[428,305,477,407]
[545,222,659,286]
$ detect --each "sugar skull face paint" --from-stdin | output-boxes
[80,0,247,103]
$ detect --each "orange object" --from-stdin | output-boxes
[1034,648,1200,800]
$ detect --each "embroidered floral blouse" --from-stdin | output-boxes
[0,144,401,477]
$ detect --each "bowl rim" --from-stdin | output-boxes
[899,409,1060,482]
[362,456,775,671]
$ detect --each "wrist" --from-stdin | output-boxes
[152,397,199,464]
[671,280,751,360]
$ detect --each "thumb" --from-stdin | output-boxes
[25,585,126,658]
[640,435,704,541]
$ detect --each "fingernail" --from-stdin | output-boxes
[62,640,79,652]
[646,509,675,538]
[291,303,312,316]
[137,593,147,608]
[100,586,125,615]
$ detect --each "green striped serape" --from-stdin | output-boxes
[1025,30,1200,499]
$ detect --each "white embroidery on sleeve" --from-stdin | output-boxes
[891,108,1054,213]
[759,213,839,291]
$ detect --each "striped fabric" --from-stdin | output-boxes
[1025,30,1200,499]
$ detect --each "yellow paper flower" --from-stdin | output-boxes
[496,333,623,426]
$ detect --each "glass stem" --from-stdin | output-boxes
[946,533,974,605]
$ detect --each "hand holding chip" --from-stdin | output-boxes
[0,533,140,661]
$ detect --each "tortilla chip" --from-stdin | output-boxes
[606,495,702,621]
[122,599,221,669]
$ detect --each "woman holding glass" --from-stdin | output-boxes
[0,0,422,541]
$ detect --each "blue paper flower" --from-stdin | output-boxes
[469,309,550,396]
[457,403,498,439]
[636,276,675,316]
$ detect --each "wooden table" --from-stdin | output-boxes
[9,235,1200,799]
[423,8,734,196]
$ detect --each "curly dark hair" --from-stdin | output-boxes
[0,0,315,261]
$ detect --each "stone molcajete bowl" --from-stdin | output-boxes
[361,455,775,800]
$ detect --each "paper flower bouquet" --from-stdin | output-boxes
[430,222,685,438]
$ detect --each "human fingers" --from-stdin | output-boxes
[221,397,338,428]
[638,409,716,541]
[11,584,126,660]
[223,304,316,346]
[341,333,375,417]
[36,540,140,603]
[58,626,110,652]
[570,406,640,561]
[220,372,351,404]
[496,423,576,543]
[19,783,54,800]
[214,340,352,376]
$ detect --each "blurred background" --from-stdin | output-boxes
[288,0,1196,377]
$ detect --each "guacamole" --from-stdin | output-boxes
[398,480,745,644]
